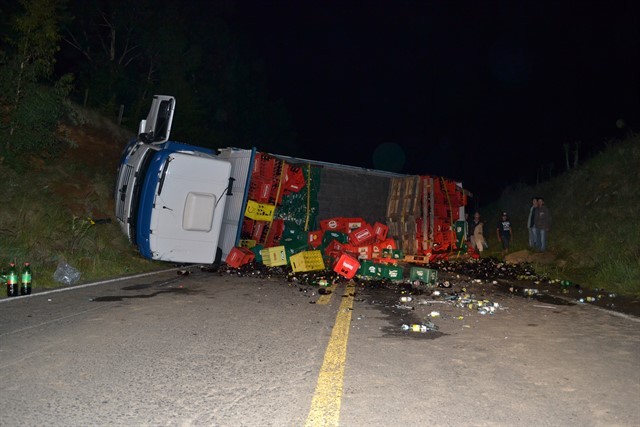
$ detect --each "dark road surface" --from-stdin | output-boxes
[1,267,639,426]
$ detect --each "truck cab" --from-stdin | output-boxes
[115,95,234,264]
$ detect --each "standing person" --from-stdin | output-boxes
[496,212,513,257]
[469,212,486,255]
[527,197,538,249]
[534,198,552,252]
[464,212,472,244]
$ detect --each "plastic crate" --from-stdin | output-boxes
[345,243,372,260]
[239,239,256,248]
[320,217,346,232]
[308,230,324,249]
[356,260,378,278]
[248,176,275,203]
[348,224,375,245]
[373,222,389,240]
[321,231,349,247]
[253,153,282,179]
[245,200,275,221]
[409,267,438,285]
[381,249,405,260]
[283,164,305,192]
[225,247,255,268]
[333,253,361,279]
[282,236,309,259]
[377,264,404,280]
[290,250,325,272]
[260,246,287,267]
[372,238,397,255]
[344,217,366,231]
[251,221,268,242]
[324,239,346,258]
[261,219,284,246]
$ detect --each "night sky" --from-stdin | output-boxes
[234,1,640,203]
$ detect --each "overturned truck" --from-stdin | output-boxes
[114,95,471,277]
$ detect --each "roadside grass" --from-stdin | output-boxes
[483,133,640,296]
[0,111,166,294]
[0,163,164,291]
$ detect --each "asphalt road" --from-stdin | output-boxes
[1,267,639,427]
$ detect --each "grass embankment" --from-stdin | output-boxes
[480,133,640,296]
[0,107,166,293]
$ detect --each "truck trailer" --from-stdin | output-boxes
[115,95,469,266]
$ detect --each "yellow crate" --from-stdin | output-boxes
[245,200,275,221]
[260,245,287,267]
[290,250,325,272]
[239,239,257,248]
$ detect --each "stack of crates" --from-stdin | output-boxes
[384,174,467,259]
[241,153,309,251]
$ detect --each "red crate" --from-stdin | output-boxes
[373,222,388,240]
[225,246,255,268]
[241,219,255,238]
[353,244,372,260]
[251,221,268,242]
[333,253,361,279]
[283,164,305,192]
[344,217,367,232]
[372,238,397,258]
[320,217,346,232]
[324,239,345,258]
[308,230,324,249]
[348,224,375,245]
[253,153,279,178]
[261,219,285,246]
[248,176,275,203]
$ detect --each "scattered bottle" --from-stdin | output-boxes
[315,279,329,287]
[400,296,413,303]
[7,262,18,297]
[20,262,32,295]
[402,324,428,333]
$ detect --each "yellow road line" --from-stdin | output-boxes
[316,282,339,305]
[305,282,355,427]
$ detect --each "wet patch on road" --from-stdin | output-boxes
[91,287,198,302]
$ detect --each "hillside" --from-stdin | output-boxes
[0,106,165,289]
[482,133,640,296]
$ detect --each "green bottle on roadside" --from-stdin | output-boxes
[20,262,32,295]
[7,262,18,297]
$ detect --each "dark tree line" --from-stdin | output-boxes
[0,0,297,164]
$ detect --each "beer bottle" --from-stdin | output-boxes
[20,262,32,295]
[7,262,18,297]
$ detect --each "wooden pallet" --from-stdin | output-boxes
[403,254,432,264]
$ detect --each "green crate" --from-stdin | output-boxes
[356,260,379,278]
[377,264,404,280]
[251,244,264,263]
[381,249,404,259]
[410,267,438,285]
[321,231,349,248]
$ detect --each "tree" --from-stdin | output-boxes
[0,0,73,159]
